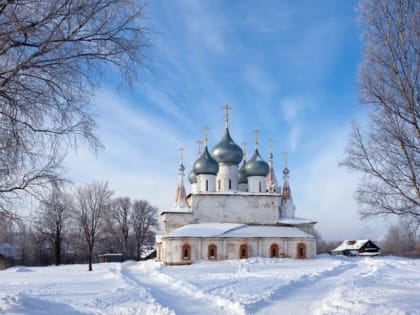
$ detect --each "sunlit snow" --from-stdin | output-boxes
[1,255,419,315]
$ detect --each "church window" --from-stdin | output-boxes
[182,243,191,260]
[229,179,232,189]
[218,180,221,190]
[270,243,279,258]
[259,181,262,192]
[208,244,217,260]
[297,243,306,259]
[239,244,248,259]
[205,179,209,191]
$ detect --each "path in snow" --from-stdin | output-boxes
[121,262,245,315]
[251,260,358,315]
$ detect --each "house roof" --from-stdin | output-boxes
[164,223,315,239]
[278,217,317,225]
[332,240,377,252]
[0,243,18,259]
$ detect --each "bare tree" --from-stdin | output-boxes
[37,187,72,265]
[0,0,149,216]
[131,200,157,261]
[110,197,131,257]
[381,222,416,257]
[75,181,112,271]
[342,0,420,230]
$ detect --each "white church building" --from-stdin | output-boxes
[156,106,317,265]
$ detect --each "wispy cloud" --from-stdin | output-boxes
[279,97,307,152]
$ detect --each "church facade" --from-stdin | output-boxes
[156,107,317,265]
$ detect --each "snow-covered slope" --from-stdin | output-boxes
[0,256,419,315]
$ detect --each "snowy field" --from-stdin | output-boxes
[0,255,419,315]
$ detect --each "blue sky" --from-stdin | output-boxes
[66,0,392,240]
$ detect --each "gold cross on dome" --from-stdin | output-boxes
[203,126,209,145]
[282,151,288,168]
[268,138,273,154]
[254,129,260,149]
[179,146,184,164]
[223,104,232,127]
[242,141,248,159]
[196,140,203,155]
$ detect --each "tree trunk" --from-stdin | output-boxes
[55,228,61,266]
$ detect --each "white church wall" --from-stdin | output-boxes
[162,213,194,235]
[191,194,280,224]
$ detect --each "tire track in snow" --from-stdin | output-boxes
[247,261,358,315]
[122,263,245,315]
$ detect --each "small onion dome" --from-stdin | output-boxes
[188,169,197,184]
[283,167,290,175]
[245,149,269,177]
[178,163,185,172]
[193,146,219,175]
[238,160,248,184]
[211,128,243,165]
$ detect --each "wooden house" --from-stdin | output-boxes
[331,240,380,257]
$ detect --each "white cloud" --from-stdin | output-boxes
[293,124,388,241]
[65,88,195,209]
[279,97,307,152]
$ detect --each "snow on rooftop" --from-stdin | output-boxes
[161,207,192,214]
[166,223,246,238]
[165,223,314,239]
[223,225,314,238]
[333,240,370,251]
[0,243,18,259]
[278,217,317,224]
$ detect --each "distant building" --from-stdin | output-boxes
[98,253,124,263]
[331,240,380,257]
[156,107,317,265]
[0,243,18,269]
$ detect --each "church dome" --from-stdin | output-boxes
[245,149,269,177]
[238,160,248,184]
[188,169,197,184]
[193,146,219,175]
[212,128,243,165]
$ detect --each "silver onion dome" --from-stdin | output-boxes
[238,160,248,184]
[188,169,197,184]
[211,128,243,165]
[193,146,219,175]
[245,149,269,177]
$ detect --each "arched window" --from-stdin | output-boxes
[205,179,209,192]
[208,244,217,260]
[182,243,191,261]
[270,243,279,258]
[218,180,221,190]
[297,242,306,259]
[228,179,232,189]
[239,244,249,259]
[259,181,262,192]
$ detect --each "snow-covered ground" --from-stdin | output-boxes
[0,255,419,315]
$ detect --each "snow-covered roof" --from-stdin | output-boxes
[278,217,317,224]
[0,243,18,259]
[193,191,281,196]
[161,207,192,215]
[166,223,246,237]
[165,223,314,239]
[223,225,314,238]
[332,240,370,251]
